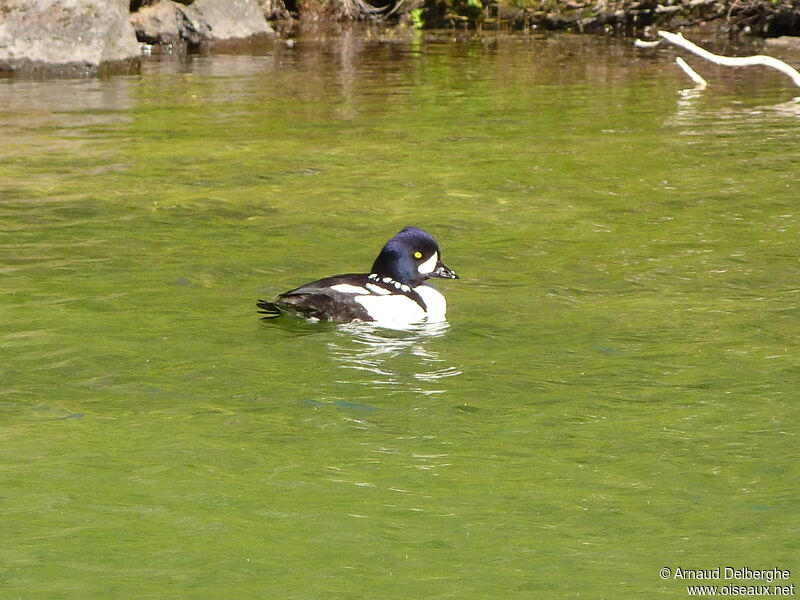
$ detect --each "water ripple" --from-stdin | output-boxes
[326,322,462,396]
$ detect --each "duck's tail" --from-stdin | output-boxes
[256,300,283,319]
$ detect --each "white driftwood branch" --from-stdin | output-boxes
[675,56,707,88]
[633,38,663,49]
[658,31,800,87]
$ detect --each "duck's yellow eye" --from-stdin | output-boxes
[414,251,423,259]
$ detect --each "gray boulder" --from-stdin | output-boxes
[130,0,212,47]
[0,0,141,75]
[192,0,273,40]
[131,0,273,47]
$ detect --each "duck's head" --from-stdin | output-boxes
[370,226,459,286]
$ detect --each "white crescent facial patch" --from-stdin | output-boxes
[417,252,438,275]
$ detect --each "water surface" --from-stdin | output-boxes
[1,30,799,598]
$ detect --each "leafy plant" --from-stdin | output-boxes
[410,6,424,28]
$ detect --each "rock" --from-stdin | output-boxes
[259,0,292,21]
[759,9,800,37]
[765,35,800,49]
[130,0,273,48]
[130,0,192,9]
[130,0,212,47]
[0,0,141,76]
[190,0,274,40]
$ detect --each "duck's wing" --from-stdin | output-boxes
[257,274,375,322]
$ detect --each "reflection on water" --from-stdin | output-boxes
[766,95,800,117]
[328,321,462,396]
[673,86,800,126]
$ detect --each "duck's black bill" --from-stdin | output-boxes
[431,262,459,280]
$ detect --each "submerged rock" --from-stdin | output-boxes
[765,35,800,48]
[0,0,141,77]
[130,0,273,48]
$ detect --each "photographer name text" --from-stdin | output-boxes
[667,568,791,582]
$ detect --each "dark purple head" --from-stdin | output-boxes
[370,226,458,286]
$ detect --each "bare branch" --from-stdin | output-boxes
[657,30,800,87]
[675,56,708,88]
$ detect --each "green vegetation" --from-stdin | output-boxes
[410,6,425,28]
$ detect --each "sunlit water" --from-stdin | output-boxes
[1,30,798,598]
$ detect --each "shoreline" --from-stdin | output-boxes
[1,0,798,79]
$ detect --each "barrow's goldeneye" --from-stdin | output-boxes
[257,226,458,326]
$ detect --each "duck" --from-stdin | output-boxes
[257,226,459,326]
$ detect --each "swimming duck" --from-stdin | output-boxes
[257,226,458,326]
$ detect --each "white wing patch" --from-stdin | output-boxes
[331,283,370,295]
[418,252,439,275]
[366,283,392,295]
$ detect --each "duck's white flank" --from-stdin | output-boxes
[415,285,447,320]
[345,284,447,325]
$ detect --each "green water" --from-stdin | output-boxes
[2,31,799,598]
